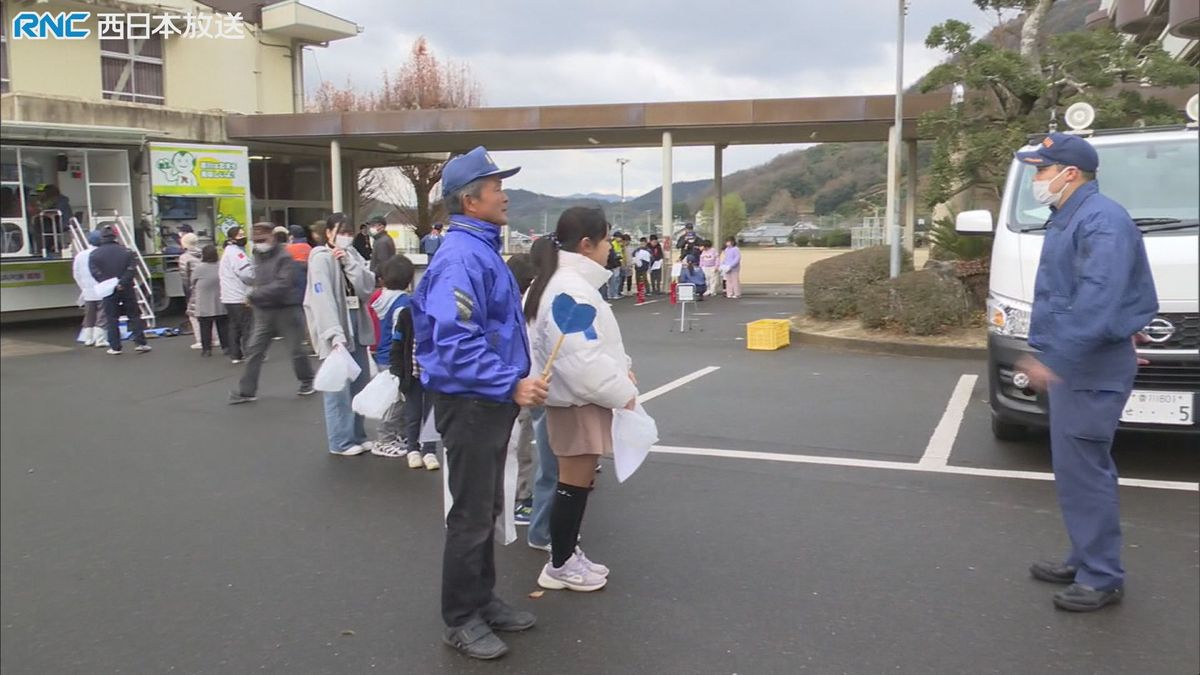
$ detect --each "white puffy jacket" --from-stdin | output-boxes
[531,250,637,410]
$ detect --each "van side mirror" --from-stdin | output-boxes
[955,210,994,235]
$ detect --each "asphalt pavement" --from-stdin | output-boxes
[2,295,1197,674]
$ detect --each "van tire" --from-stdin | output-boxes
[991,414,1027,442]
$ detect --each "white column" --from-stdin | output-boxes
[330,140,343,213]
[888,0,906,278]
[714,144,725,243]
[905,139,917,254]
[885,124,898,246]
[292,44,305,114]
[661,132,673,246]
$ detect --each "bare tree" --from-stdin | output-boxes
[309,37,483,235]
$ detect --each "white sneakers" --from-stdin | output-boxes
[537,553,607,592]
[406,451,441,470]
[330,444,369,456]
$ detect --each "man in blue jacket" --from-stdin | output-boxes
[1015,132,1158,613]
[412,147,549,660]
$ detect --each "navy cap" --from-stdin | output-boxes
[441,146,520,198]
[1015,132,1099,172]
[288,224,306,239]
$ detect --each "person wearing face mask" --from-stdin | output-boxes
[304,213,378,456]
[219,225,255,364]
[368,215,396,274]
[228,223,315,404]
[1013,132,1158,613]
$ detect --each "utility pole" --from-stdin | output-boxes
[616,157,630,229]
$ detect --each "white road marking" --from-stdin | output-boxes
[635,299,664,306]
[919,374,979,468]
[650,445,1199,492]
[640,366,721,403]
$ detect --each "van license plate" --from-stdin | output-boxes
[1121,391,1194,425]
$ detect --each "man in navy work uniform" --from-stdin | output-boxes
[412,146,549,659]
[1015,132,1158,612]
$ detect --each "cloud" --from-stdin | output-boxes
[300,1,996,196]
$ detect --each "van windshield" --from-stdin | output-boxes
[1009,136,1199,234]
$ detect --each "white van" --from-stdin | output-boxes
[957,105,1198,440]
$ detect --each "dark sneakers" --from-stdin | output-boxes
[442,617,509,660]
[227,391,257,405]
[481,598,537,632]
[1053,583,1124,612]
[1030,560,1078,585]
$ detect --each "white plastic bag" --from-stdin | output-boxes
[612,403,659,483]
[313,343,361,392]
[352,371,400,418]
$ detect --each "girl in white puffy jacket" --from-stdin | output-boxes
[525,206,638,593]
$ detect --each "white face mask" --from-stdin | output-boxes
[1031,167,1070,205]
[335,235,354,249]
[253,241,275,253]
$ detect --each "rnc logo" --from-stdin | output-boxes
[10,11,91,39]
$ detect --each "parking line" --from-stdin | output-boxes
[919,374,979,468]
[650,445,1199,492]
[640,366,721,403]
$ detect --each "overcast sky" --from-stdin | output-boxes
[301,1,1001,199]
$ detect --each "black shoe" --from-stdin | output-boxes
[442,618,508,660]
[201,349,212,357]
[1053,583,1123,612]
[228,391,257,405]
[297,384,315,396]
[1030,560,1077,585]
[481,598,536,632]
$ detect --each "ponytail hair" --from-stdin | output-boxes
[523,206,609,324]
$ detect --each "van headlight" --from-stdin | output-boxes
[987,295,1031,339]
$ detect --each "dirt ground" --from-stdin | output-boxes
[791,315,987,349]
[740,247,932,285]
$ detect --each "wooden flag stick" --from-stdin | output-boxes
[541,334,566,381]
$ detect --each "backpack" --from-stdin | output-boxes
[606,247,622,270]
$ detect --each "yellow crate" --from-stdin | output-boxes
[746,319,791,351]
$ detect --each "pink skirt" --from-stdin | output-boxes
[546,404,613,457]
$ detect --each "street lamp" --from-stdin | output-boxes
[616,158,630,229]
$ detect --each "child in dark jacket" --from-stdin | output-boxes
[377,255,439,470]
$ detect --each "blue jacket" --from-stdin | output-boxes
[680,266,706,288]
[412,215,530,402]
[1028,181,1158,391]
[373,292,410,368]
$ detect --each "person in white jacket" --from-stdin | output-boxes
[526,206,638,593]
[72,229,107,346]
[219,226,255,363]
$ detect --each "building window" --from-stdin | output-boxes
[101,36,164,104]
[1,5,10,94]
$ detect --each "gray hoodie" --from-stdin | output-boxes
[303,244,375,359]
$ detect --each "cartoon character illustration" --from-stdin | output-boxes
[155,151,198,187]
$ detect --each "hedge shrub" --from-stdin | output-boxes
[857,269,972,335]
[803,246,911,319]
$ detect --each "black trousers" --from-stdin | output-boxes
[197,315,229,352]
[103,286,147,350]
[224,303,252,360]
[650,268,663,293]
[434,393,520,628]
[403,380,436,455]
